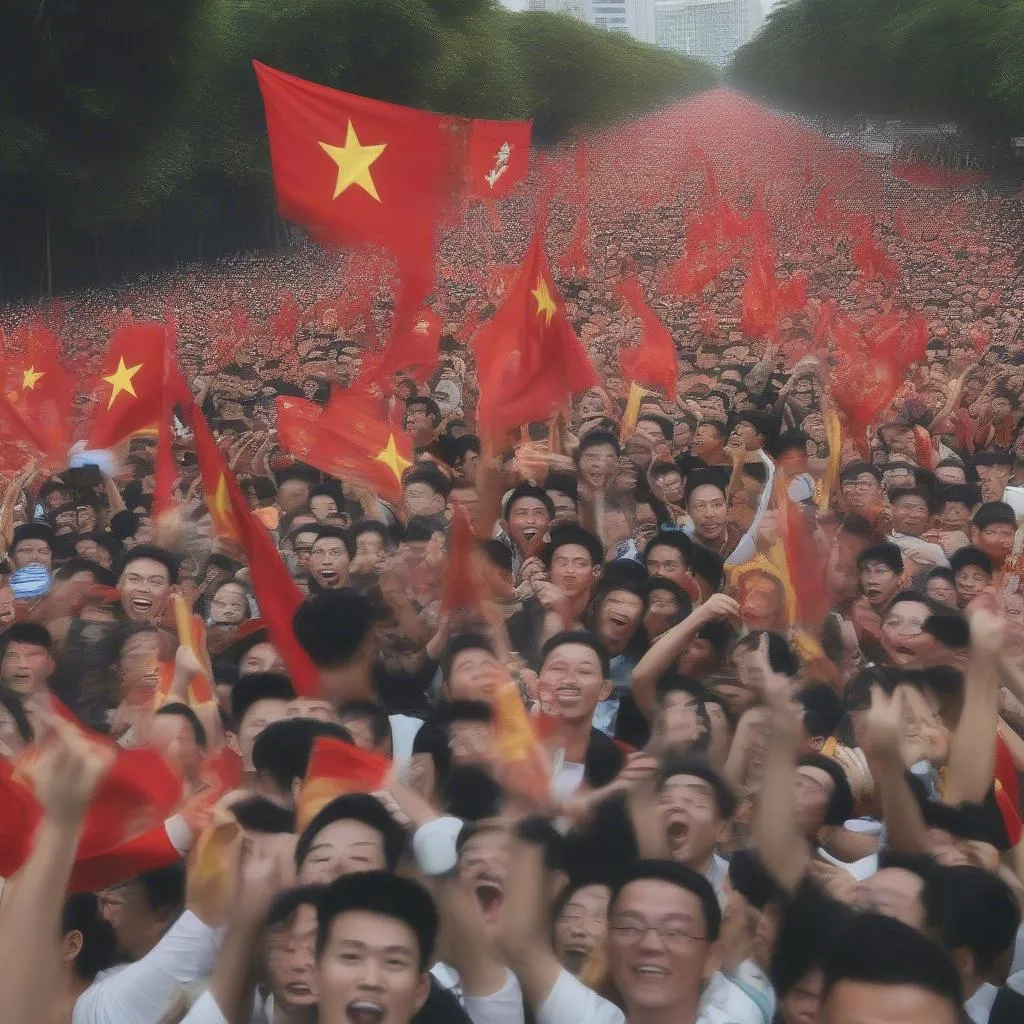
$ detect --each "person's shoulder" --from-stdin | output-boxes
[537,968,624,1024]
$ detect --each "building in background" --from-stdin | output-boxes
[527,0,630,33]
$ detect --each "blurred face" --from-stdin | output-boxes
[117,631,160,697]
[937,501,971,532]
[98,880,169,961]
[882,427,915,459]
[403,482,443,518]
[673,421,693,450]
[821,982,957,1024]
[0,585,15,626]
[880,599,930,666]
[555,884,611,975]
[210,582,248,625]
[973,522,1015,566]
[147,712,202,781]
[505,497,551,555]
[954,564,990,606]
[299,820,386,884]
[646,543,689,587]
[645,586,682,637]
[858,560,899,608]
[635,419,665,445]
[311,494,339,521]
[779,969,822,1024]
[794,765,836,836]
[597,590,644,655]
[607,879,715,1017]
[266,903,318,1008]
[550,543,597,602]
[654,470,684,505]
[240,641,285,677]
[277,480,310,513]
[291,530,318,571]
[731,421,762,452]
[853,867,925,931]
[692,424,724,459]
[688,484,728,543]
[355,530,386,565]
[548,489,578,526]
[578,442,617,489]
[288,697,340,723]
[658,774,723,869]
[976,464,1011,503]
[238,698,289,771]
[120,557,172,621]
[450,486,481,527]
[448,719,496,767]
[935,464,967,486]
[310,537,351,590]
[739,574,785,631]
[457,828,508,935]
[891,496,930,537]
[841,473,882,513]
[12,538,51,570]
[925,575,958,609]
[447,647,502,703]
[538,642,611,725]
[1,641,54,696]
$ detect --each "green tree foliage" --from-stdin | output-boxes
[732,0,1024,140]
[0,0,713,300]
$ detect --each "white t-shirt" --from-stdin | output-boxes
[390,713,423,760]
[73,911,219,1024]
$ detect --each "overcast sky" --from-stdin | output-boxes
[497,0,778,13]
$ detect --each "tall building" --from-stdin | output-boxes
[527,0,588,16]
[591,1,630,32]
[650,0,763,66]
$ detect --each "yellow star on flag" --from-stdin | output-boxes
[21,366,45,391]
[319,121,387,202]
[102,356,143,410]
[531,275,557,326]
[374,434,412,483]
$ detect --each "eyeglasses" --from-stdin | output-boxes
[609,918,706,946]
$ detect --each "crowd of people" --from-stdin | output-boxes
[2,91,1024,1024]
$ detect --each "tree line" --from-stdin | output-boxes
[0,0,715,302]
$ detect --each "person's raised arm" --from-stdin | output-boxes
[945,601,1004,806]
[0,715,113,1024]
[751,636,810,894]
[863,686,929,856]
[631,594,739,720]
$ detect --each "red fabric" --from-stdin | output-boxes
[359,309,441,391]
[86,322,166,450]
[68,824,180,894]
[441,510,479,613]
[851,224,901,285]
[474,216,598,437]
[616,276,678,400]
[152,315,179,520]
[465,117,532,200]
[276,388,414,504]
[782,497,829,631]
[254,61,454,312]
[1,324,75,466]
[186,397,320,696]
[297,736,391,829]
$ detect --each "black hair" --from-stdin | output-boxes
[231,794,297,835]
[874,850,947,932]
[938,484,981,509]
[689,544,725,592]
[540,630,611,680]
[338,700,392,748]
[821,912,962,1010]
[973,449,1014,468]
[117,544,180,585]
[444,766,505,822]
[889,486,936,513]
[0,622,52,655]
[657,756,737,818]
[949,545,993,576]
[252,718,354,793]
[636,412,673,440]
[296,794,406,871]
[405,395,442,424]
[609,860,722,942]
[696,418,729,441]
[353,520,393,549]
[10,522,55,552]
[479,538,514,573]
[133,864,186,915]
[796,683,845,740]
[62,893,119,983]
[733,630,799,677]
[840,461,881,484]
[973,501,1016,530]
[315,871,438,968]
[685,469,728,504]
[310,525,355,559]
[649,460,681,483]
[440,633,497,681]
[575,430,621,457]
[542,524,604,569]
[545,471,579,504]
[727,849,779,910]
[435,699,494,726]
[154,702,208,749]
[799,753,854,825]
[502,483,555,520]
[644,529,693,568]
[293,588,383,669]
[54,558,117,587]
[266,883,326,929]
[856,542,904,576]
[403,465,451,499]
[937,865,1020,975]
[230,672,296,726]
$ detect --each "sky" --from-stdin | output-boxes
[498,0,779,13]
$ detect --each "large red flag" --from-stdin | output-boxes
[358,310,441,392]
[87,322,166,450]
[474,219,597,437]
[184,398,319,696]
[276,388,414,504]
[616,276,678,401]
[441,510,480,614]
[297,736,391,830]
[466,117,532,201]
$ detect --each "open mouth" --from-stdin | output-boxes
[632,963,670,978]
[666,816,690,851]
[129,597,153,616]
[318,570,339,586]
[476,881,504,919]
[562,944,591,973]
[285,982,315,1000]
[864,586,881,601]
[521,527,538,542]
[346,1003,384,1024]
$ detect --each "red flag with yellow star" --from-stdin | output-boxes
[474,218,597,437]
[358,309,441,392]
[87,322,165,450]
[1,324,76,466]
[275,387,414,503]
[254,61,456,313]
[184,397,319,697]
